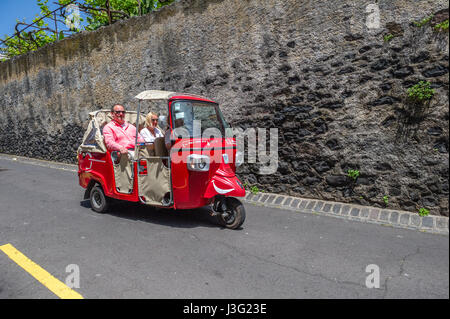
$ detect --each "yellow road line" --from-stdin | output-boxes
[0,243,83,299]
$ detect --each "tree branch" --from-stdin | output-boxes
[15,21,57,34]
[26,32,41,49]
[76,4,130,19]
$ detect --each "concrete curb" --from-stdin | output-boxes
[243,191,449,236]
[0,153,77,172]
[1,153,448,235]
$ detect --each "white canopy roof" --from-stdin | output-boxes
[134,90,211,101]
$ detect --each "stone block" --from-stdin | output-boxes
[332,204,342,214]
[284,197,292,206]
[361,208,370,218]
[341,205,351,215]
[299,200,308,209]
[252,194,261,202]
[306,201,316,210]
[436,218,449,230]
[350,207,360,217]
[290,199,300,208]
[421,217,434,228]
[390,212,399,224]
[410,215,421,227]
[266,195,276,204]
[369,209,380,220]
[379,210,390,221]
[314,201,324,211]
[399,214,410,225]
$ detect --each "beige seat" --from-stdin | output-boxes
[154,137,168,157]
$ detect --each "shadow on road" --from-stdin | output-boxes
[79,199,235,230]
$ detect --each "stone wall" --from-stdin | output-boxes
[0,0,448,215]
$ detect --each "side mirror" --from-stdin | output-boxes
[159,115,167,130]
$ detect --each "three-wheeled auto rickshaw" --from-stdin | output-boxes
[77,90,246,229]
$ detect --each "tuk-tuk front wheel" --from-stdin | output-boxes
[216,197,246,229]
[90,185,110,213]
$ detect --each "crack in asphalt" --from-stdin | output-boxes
[382,247,422,299]
[214,240,365,296]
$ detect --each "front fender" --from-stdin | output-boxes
[204,175,246,199]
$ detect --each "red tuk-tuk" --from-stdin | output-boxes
[77,90,246,229]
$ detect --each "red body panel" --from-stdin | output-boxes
[78,97,245,210]
[170,137,243,209]
[78,151,139,202]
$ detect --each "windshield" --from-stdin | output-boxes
[171,100,229,138]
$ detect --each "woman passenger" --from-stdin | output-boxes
[140,112,164,153]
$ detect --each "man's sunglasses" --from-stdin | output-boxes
[114,111,126,114]
[151,119,158,122]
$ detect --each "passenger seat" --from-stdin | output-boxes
[154,137,169,157]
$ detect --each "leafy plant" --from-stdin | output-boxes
[434,19,449,32]
[407,81,435,102]
[383,195,389,205]
[413,15,433,27]
[68,0,175,31]
[250,186,260,195]
[347,169,360,181]
[0,0,176,58]
[418,207,430,217]
[383,33,394,42]
[397,81,435,140]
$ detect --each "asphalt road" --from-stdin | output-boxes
[0,157,448,299]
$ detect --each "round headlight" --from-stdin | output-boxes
[187,154,210,171]
[198,160,207,170]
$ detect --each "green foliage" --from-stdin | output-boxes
[407,81,435,102]
[412,14,448,32]
[1,0,176,58]
[413,15,433,27]
[250,186,260,195]
[347,169,360,181]
[418,207,430,217]
[242,182,263,195]
[434,19,449,32]
[0,3,59,57]
[383,33,394,42]
[383,195,389,205]
[58,0,175,30]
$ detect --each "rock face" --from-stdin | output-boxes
[0,0,448,215]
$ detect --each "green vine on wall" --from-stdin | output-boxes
[407,81,435,103]
[397,81,436,141]
[434,19,449,32]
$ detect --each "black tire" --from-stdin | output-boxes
[90,185,110,213]
[216,197,246,229]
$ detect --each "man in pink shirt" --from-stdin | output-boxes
[103,104,144,155]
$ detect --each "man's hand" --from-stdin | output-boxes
[119,146,128,155]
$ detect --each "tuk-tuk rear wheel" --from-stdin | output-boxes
[90,185,110,213]
[216,197,245,229]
